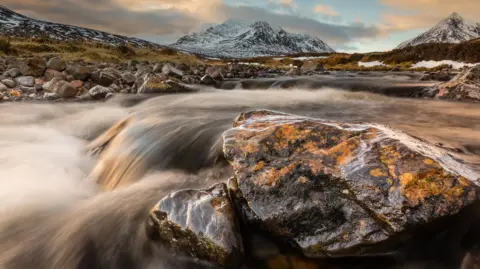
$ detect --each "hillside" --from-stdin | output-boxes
[0,5,162,48]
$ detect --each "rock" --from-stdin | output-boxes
[223,110,479,258]
[121,72,136,85]
[147,183,243,268]
[14,76,35,87]
[44,92,60,100]
[128,59,139,67]
[51,81,78,98]
[70,80,83,89]
[34,84,43,92]
[285,67,301,76]
[46,57,67,71]
[42,77,62,92]
[8,89,21,98]
[315,63,325,72]
[105,92,113,99]
[20,57,47,77]
[28,93,36,99]
[200,74,217,86]
[89,85,112,100]
[162,63,183,79]
[434,65,480,101]
[421,72,452,82]
[390,67,400,72]
[0,83,7,91]
[1,78,15,88]
[18,85,35,94]
[65,75,75,82]
[4,68,22,78]
[152,63,163,73]
[138,75,194,94]
[65,65,90,81]
[44,69,65,82]
[205,66,224,81]
[109,83,121,92]
[98,71,116,87]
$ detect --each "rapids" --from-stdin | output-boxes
[0,87,479,269]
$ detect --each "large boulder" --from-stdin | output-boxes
[435,65,480,101]
[1,78,15,88]
[147,183,243,268]
[20,57,46,77]
[222,110,479,258]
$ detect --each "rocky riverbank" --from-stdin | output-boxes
[1,55,479,102]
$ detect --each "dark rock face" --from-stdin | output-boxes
[147,183,243,268]
[222,110,479,258]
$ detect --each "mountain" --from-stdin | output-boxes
[397,12,480,49]
[170,20,335,58]
[0,5,162,48]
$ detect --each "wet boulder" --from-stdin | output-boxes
[14,76,35,87]
[222,110,479,258]
[89,85,112,100]
[147,183,243,268]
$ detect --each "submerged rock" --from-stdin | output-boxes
[138,74,194,94]
[222,110,479,258]
[147,183,243,268]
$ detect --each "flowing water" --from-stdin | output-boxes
[0,87,479,269]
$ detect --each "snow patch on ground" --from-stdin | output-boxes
[273,56,329,61]
[411,60,479,69]
[358,61,386,67]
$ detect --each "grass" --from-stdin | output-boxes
[0,37,203,65]
[0,36,475,72]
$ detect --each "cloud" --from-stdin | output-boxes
[314,4,339,16]
[2,0,380,48]
[3,0,200,36]
[379,0,480,32]
[221,5,379,44]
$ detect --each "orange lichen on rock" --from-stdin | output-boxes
[370,168,386,177]
[326,138,360,165]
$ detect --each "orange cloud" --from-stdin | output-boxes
[380,0,480,32]
[314,4,339,16]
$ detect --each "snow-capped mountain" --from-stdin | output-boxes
[0,5,162,48]
[171,20,335,58]
[396,12,480,49]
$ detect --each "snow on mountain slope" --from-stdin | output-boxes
[396,12,480,49]
[171,20,335,58]
[0,5,162,48]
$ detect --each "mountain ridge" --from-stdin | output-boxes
[0,5,162,48]
[396,12,480,49]
[171,20,335,58]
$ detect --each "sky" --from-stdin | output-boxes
[2,0,479,52]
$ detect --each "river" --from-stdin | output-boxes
[0,87,478,269]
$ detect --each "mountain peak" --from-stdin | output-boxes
[171,20,334,58]
[396,12,479,49]
[449,12,462,20]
